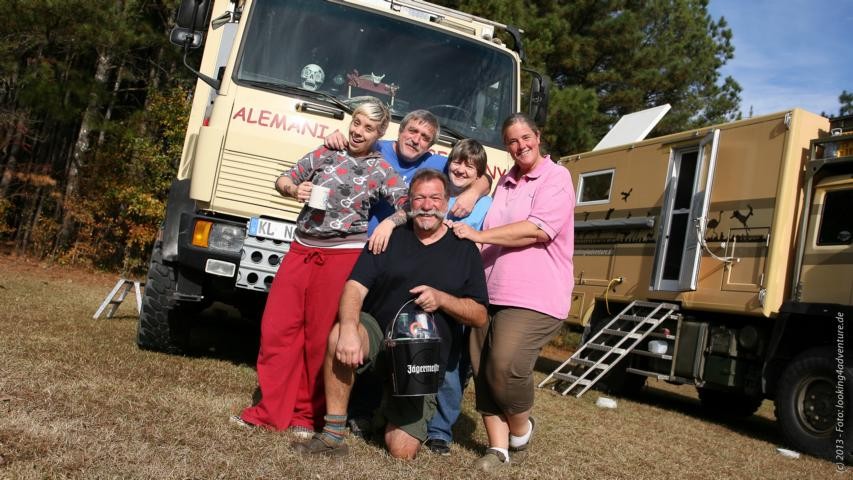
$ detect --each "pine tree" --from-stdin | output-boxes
[440,0,742,155]
[0,0,192,269]
[840,90,853,117]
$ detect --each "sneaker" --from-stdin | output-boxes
[425,438,451,456]
[509,416,535,464]
[293,434,349,457]
[473,448,509,472]
[229,415,256,429]
[288,425,314,439]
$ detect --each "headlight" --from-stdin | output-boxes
[209,223,245,253]
[192,219,245,253]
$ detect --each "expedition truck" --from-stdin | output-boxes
[541,109,852,463]
[136,0,548,353]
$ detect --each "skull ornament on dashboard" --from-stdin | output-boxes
[301,64,325,91]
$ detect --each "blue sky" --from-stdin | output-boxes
[708,0,852,117]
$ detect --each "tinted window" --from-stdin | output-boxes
[817,188,853,246]
[578,170,614,204]
[673,151,698,210]
[236,0,516,146]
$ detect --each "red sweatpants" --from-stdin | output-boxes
[240,242,362,430]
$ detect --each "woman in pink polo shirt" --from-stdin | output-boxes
[451,113,574,472]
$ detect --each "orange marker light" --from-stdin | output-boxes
[192,220,213,248]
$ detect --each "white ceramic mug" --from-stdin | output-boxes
[308,184,330,210]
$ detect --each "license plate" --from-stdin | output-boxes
[248,217,296,242]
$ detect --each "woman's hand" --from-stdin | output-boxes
[450,188,477,218]
[275,177,313,203]
[295,181,313,203]
[324,130,349,150]
[451,221,481,243]
[368,218,395,254]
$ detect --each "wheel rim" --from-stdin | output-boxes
[794,375,834,435]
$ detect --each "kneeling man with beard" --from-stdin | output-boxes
[294,169,489,460]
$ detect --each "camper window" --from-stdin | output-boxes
[817,188,853,246]
[577,169,614,205]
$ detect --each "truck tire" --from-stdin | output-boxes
[775,347,845,462]
[136,241,190,354]
[697,387,763,417]
[582,316,647,396]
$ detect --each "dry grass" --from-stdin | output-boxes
[0,254,840,479]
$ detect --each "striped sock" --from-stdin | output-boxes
[320,414,348,445]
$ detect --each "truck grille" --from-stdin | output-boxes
[236,235,289,292]
[213,150,301,293]
[213,150,301,217]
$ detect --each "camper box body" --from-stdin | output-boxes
[564,109,835,324]
[552,109,852,463]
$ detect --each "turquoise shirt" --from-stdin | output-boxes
[447,195,492,230]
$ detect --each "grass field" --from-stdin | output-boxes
[0,254,842,479]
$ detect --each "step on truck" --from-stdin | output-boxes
[542,109,852,464]
[137,0,547,352]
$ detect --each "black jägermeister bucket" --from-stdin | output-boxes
[385,308,442,397]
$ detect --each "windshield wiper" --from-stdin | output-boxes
[309,90,355,114]
[437,125,466,145]
[240,80,353,114]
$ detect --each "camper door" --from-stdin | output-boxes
[651,129,720,291]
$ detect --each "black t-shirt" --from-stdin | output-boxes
[349,223,489,371]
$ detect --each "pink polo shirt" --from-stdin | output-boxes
[480,156,575,319]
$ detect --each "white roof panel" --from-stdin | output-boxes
[593,104,671,151]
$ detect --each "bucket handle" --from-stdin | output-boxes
[385,298,417,341]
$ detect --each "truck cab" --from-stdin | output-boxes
[137,0,547,352]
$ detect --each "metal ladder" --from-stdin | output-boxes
[539,300,679,397]
[93,278,145,319]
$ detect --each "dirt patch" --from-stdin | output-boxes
[0,253,124,289]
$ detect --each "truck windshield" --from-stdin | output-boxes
[235,0,516,147]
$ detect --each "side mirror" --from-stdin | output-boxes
[176,0,212,30]
[170,0,220,90]
[524,69,550,127]
[169,27,203,49]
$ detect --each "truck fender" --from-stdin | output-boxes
[161,178,196,262]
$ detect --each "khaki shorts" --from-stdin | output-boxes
[471,306,563,416]
[357,312,437,441]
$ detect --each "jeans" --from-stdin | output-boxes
[426,329,470,443]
